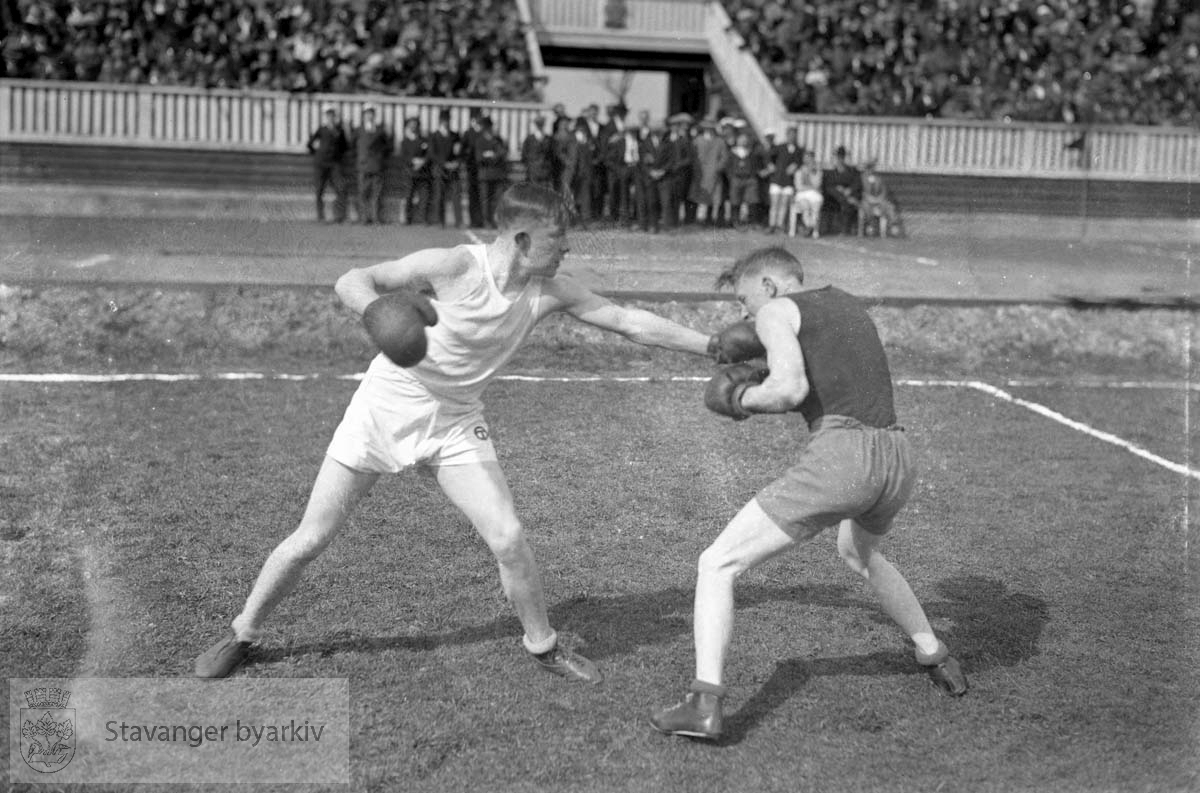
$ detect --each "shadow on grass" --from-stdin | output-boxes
[247,575,1047,707]
[718,575,1049,745]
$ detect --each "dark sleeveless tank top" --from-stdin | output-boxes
[787,287,896,428]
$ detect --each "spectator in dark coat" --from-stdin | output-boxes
[560,126,593,226]
[396,116,429,225]
[473,118,508,228]
[306,106,349,223]
[823,145,862,235]
[352,106,391,224]
[461,110,486,228]
[521,115,556,189]
[427,109,463,227]
[602,106,636,224]
[574,104,603,222]
[662,114,693,229]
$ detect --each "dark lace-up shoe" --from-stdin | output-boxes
[195,632,254,679]
[650,691,724,740]
[531,646,603,684]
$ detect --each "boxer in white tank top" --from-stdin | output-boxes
[196,184,712,685]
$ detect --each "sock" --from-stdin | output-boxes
[230,616,263,644]
[523,630,558,656]
[689,679,727,698]
[913,633,946,665]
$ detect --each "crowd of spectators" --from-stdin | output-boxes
[4,1,1198,125]
[310,100,895,240]
[0,0,539,100]
[725,0,1199,126]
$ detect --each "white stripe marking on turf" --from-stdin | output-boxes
[964,380,1199,481]
[71,254,112,269]
[1,372,1192,477]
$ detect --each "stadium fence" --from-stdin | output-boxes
[2,76,1197,184]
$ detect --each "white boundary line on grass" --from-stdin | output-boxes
[2,371,1194,480]
[963,379,1198,481]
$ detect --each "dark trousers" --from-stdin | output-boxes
[431,172,463,226]
[466,169,483,227]
[606,164,634,222]
[480,179,505,227]
[358,170,383,223]
[314,162,346,222]
[637,173,660,231]
[401,177,429,224]
[567,174,592,224]
[657,178,678,228]
[591,163,607,221]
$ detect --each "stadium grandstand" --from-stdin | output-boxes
[0,0,1196,224]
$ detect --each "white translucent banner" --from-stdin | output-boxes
[8,678,349,784]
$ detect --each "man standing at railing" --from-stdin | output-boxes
[428,109,464,228]
[353,105,392,225]
[306,106,349,224]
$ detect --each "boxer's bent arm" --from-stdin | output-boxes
[543,277,709,355]
[335,247,472,315]
[739,298,808,413]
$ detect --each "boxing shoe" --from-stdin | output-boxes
[195,631,255,679]
[650,685,725,740]
[531,645,603,685]
[916,642,969,697]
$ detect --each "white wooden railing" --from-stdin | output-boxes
[0,79,549,160]
[3,70,1198,183]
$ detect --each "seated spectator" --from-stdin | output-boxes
[821,145,860,236]
[789,149,823,238]
[856,159,904,238]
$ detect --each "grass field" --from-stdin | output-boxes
[2,305,1198,792]
[1,215,1197,791]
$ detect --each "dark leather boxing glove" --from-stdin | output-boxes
[707,321,766,364]
[704,362,769,420]
[362,290,438,367]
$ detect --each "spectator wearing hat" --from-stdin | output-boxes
[428,109,463,228]
[521,115,556,189]
[663,113,694,229]
[766,126,804,234]
[601,105,635,224]
[306,106,349,223]
[551,116,575,203]
[472,117,508,228]
[575,104,604,222]
[725,130,764,230]
[823,145,861,235]
[637,121,669,233]
[352,106,391,225]
[396,116,430,225]
[689,119,729,226]
[560,124,594,226]
[857,158,904,237]
[461,110,487,228]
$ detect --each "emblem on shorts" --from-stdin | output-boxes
[473,426,489,441]
[20,687,75,773]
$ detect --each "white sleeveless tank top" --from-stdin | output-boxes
[364,244,542,411]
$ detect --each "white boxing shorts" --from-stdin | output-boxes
[325,370,497,473]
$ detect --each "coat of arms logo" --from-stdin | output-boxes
[20,687,75,772]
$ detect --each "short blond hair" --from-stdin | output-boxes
[715,246,805,289]
[496,183,572,230]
